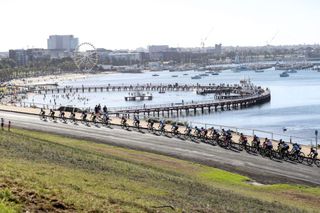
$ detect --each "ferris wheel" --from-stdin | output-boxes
[73,42,98,72]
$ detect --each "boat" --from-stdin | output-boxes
[152,74,159,77]
[199,73,209,77]
[211,72,219,75]
[171,75,178,77]
[287,69,297,73]
[232,65,249,72]
[183,73,189,76]
[280,71,289,77]
[191,75,201,79]
[255,70,264,73]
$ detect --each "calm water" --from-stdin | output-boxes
[27,69,320,144]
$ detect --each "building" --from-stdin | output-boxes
[47,35,79,51]
[148,45,169,53]
[215,44,222,55]
[108,52,142,64]
[9,49,27,66]
[148,45,170,61]
[26,48,50,62]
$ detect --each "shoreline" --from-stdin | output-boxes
[8,71,115,87]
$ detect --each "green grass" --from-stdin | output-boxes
[0,128,319,212]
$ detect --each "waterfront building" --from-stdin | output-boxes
[9,48,50,66]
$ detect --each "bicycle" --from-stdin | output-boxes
[288,150,305,163]
[133,120,140,130]
[158,125,167,136]
[121,121,129,130]
[170,127,181,137]
[39,112,47,121]
[183,127,193,140]
[306,152,320,167]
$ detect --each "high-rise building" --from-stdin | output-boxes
[215,44,222,55]
[47,35,79,51]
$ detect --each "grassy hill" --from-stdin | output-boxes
[0,128,319,212]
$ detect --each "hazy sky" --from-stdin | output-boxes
[0,0,319,51]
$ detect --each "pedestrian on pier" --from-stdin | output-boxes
[1,118,4,130]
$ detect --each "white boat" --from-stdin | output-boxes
[152,74,159,77]
[171,75,178,77]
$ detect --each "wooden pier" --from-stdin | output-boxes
[31,83,239,95]
[110,89,271,118]
[21,81,271,118]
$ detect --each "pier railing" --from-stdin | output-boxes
[187,121,315,146]
[3,100,315,146]
[107,91,269,112]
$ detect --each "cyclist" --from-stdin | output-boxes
[60,111,66,122]
[291,142,301,155]
[58,109,63,118]
[278,139,289,156]
[147,118,154,131]
[103,113,111,125]
[133,115,140,128]
[193,126,201,137]
[310,147,318,159]
[81,111,88,123]
[171,123,179,135]
[239,133,247,144]
[91,112,97,124]
[40,108,46,120]
[49,109,55,120]
[121,115,128,128]
[158,119,166,131]
[251,135,260,151]
[252,135,260,146]
[184,125,192,136]
[201,127,208,139]
[69,112,76,123]
[212,128,220,141]
[264,138,273,150]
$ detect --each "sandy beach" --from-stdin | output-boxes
[8,71,114,87]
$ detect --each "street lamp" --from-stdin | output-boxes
[315,130,318,150]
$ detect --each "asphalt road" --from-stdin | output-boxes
[1,110,319,186]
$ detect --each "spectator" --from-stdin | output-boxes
[8,121,11,131]
[1,118,4,130]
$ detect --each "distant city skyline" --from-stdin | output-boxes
[1,0,320,52]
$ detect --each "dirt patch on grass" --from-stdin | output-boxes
[0,179,76,212]
[281,191,320,207]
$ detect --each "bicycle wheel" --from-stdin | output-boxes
[297,152,305,163]
[306,157,313,166]
[315,159,320,167]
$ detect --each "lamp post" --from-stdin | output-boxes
[315,130,318,150]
